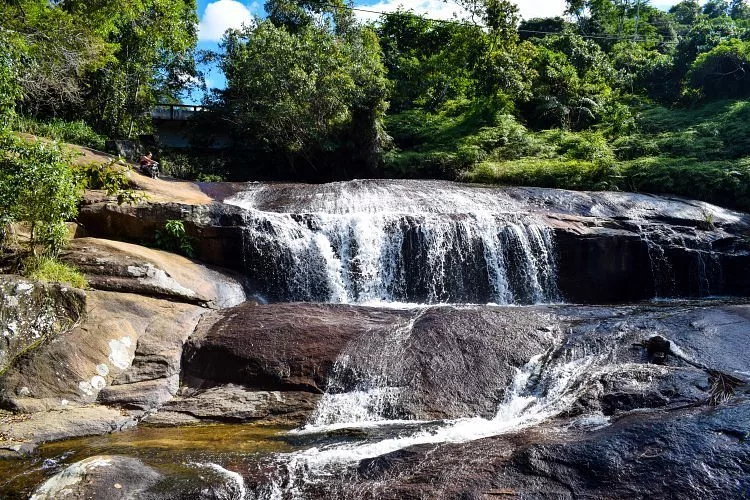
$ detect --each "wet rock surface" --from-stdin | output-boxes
[30,455,163,499]
[3,181,750,497]
[338,399,750,500]
[181,303,558,419]
[258,302,750,499]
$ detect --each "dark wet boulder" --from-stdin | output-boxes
[181,303,410,393]
[181,303,559,419]
[321,399,750,499]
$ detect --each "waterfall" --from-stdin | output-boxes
[636,222,724,298]
[229,182,560,304]
[304,310,426,428]
[259,324,672,498]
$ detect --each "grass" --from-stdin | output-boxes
[12,116,107,151]
[25,255,88,289]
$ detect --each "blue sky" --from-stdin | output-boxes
[188,0,691,103]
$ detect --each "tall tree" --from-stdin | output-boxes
[217,2,388,179]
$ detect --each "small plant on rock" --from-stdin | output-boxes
[74,159,147,205]
[24,255,87,289]
[155,220,196,258]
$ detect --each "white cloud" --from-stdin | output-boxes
[354,0,570,23]
[354,0,470,23]
[354,0,690,25]
[198,0,258,41]
[514,0,567,20]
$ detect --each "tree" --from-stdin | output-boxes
[0,1,112,118]
[70,0,200,138]
[669,0,702,26]
[377,11,487,112]
[0,30,24,128]
[218,20,389,179]
[730,0,750,19]
[524,32,615,130]
[0,0,199,138]
[703,0,731,18]
[688,39,750,98]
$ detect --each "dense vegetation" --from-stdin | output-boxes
[2,0,750,210]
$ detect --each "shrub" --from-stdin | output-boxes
[688,39,750,100]
[159,152,228,181]
[0,133,81,256]
[24,255,87,288]
[155,220,196,258]
[73,160,146,205]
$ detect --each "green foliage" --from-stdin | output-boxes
[24,255,87,288]
[76,0,200,137]
[688,39,750,99]
[464,99,750,211]
[0,0,199,138]
[155,220,195,258]
[0,133,80,256]
[218,17,389,179]
[13,117,106,150]
[465,157,615,190]
[0,30,24,128]
[618,156,750,209]
[73,160,147,205]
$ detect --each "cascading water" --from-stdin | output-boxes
[306,310,426,428]
[635,222,724,298]
[258,321,671,498]
[227,181,559,304]
[217,182,747,497]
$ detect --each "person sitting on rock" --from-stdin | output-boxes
[139,152,159,177]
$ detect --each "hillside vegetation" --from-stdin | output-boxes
[2,0,750,210]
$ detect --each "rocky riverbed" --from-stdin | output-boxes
[1,176,749,498]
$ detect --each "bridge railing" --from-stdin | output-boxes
[151,103,204,121]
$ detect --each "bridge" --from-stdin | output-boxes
[150,103,229,149]
[151,103,204,121]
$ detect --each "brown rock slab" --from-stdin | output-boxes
[61,237,246,308]
[148,385,319,426]
[1,291,204,409]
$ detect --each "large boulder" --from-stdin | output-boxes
[60,237,246,308]
[182,303,559,419]
[30,455,163,500]
[0,276,86,377]
[76,199,246,271]
[1,290,204,408]
[0,290,205,454]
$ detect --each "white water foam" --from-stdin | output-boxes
[265,348,619,496]
[239,209,559,304]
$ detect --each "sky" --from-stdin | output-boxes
[189,0,691,102]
